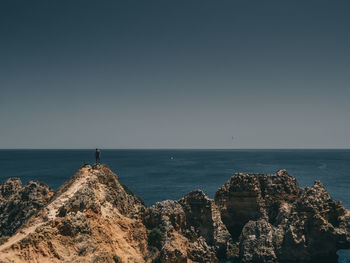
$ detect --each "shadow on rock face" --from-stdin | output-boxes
[1,167,350,263]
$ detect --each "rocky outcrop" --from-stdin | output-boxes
[0,167,349,263]
[277,181,348,262]
[0,178,53,237]
[0,165,150,262]
[215,170,350,263]
[52,165,146,220]
[239,219,277,263]
[144,190,234,262]
[214,170,301,241]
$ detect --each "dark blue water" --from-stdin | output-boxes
[0,149,349,208]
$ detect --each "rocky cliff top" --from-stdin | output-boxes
[0,166,349,263]
[0,178,53,237]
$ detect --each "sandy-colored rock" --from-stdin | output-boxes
[0,165,150,263]
[0,167,349,263]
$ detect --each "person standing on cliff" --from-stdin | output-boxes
[95,148,101,164]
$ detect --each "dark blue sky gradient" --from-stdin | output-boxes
[1,0,349,148]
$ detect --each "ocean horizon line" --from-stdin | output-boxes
[0,148,350,151]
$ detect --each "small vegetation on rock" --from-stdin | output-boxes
[113,254,121,263]
[0,236,9,245]
[121,184,146,206]
[148,228,164,249]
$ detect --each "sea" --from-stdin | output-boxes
[0,149,349,207]
[1,149,350,262]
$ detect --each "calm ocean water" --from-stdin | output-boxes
[0,149,349,208]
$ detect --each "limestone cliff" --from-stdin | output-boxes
[0,166,349,263]
[0,165,149,263]
[215,170,350,263]
[144,190,235,262]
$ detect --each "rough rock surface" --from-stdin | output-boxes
[0,178,53,237]
[0,167,349,263]
[215,170,350,263]
[214,170,301,241]
[0,165,150,262]
[239,219,277,263]
[144,190,234,262]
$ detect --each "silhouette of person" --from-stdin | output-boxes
[95,148,101,164]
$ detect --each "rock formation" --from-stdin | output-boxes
[215,170,350,263]
[0,178,53,237]
[0,166,349,263]
[0,165,149,263]
[144,190,235,262]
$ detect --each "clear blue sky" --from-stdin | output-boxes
[1,0,349,149]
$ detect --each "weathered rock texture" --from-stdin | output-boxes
[144,190,234,262]
[0,178,53,237]
[0,167,349,263]
[215,170,350,263]
[0,165,149,263]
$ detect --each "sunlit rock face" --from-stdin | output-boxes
[0,165,151,263]
[0,167,349,263]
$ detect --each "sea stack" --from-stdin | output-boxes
[0,165,349,262]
